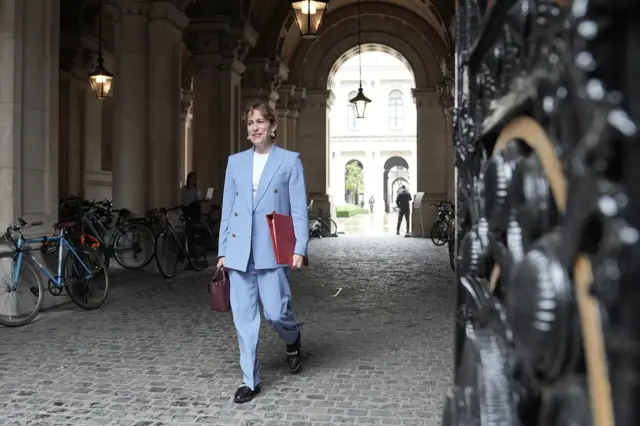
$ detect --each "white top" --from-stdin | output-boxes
[252,151,270,199]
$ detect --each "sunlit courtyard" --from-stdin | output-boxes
[334,211,419,236]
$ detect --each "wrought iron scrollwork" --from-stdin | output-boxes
[446,0,640,425]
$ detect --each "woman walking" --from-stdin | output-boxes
[216,101,309,403]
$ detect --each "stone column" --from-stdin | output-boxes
[411,87,449,236]
[242,58,282,108]
[277,85,305,151]
[179,90,193,185]
[59,71,86,199]
[111,0,150,214]
[297,89,334,217]
[437,80,456,202]
[187,20,257,201]
[148,1,188,209]
[0,0,60,228]
[275,108,289,148]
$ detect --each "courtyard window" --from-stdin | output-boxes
[388,89,404,129]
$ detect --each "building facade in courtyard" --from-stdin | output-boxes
[329,49,417,212]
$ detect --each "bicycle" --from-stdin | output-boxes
[60,197,156,271]
[0,218,109,327]
[153,206,211,278]
[307,199,338,238]
[429,201,453,246]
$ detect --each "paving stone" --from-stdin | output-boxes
[1,236,454,425]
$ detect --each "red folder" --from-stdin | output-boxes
[266,211,309,266]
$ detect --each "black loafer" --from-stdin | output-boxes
[287,334,302,374]
[233,383,261,404]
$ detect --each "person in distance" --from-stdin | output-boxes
[216,100,309,404]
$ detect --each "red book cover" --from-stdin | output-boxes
[265,212,309,266]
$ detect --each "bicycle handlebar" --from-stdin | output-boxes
[156,206,182,214]
[3,218,43,242]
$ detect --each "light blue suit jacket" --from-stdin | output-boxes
[218,144,310,272]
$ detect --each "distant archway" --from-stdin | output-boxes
[344,159,364,205]
[327,47,417,218]
[383,156,410,212]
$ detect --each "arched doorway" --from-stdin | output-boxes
[383,156,410,213]
[344,159,364,205]
[326,45,418,222]
[285,3,452,233]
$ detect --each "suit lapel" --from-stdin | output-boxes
[241,149,253,211]
[253,144,285,211]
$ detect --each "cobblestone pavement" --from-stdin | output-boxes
[0,236,454,426]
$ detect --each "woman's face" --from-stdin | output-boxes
[247,109,275,146]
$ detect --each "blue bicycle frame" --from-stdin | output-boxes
[11,233,94,288]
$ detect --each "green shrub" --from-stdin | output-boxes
[336,204,369,217]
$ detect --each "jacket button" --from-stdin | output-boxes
[236,192,238,195]
[274,188,278,193]
[232,233,236,237]
[234,212,238,216]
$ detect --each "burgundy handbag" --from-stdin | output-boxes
[208,267,231,312]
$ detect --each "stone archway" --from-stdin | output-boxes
[344,159,364,205]
[383,156,410,213]
[289,30,449,233]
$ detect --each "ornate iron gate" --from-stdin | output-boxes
[445,1,640,425]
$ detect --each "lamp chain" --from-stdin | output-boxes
[357,0,362,89]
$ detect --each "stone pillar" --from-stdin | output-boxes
[412,87,449,236]
[179,90,193,185]
[437,80,456,202]
[111,0,150,214]
[365,151,384,213]
[59,72,86,199]
[297,89,334,217]
[277,85,305,151]
[275,109,289,148]
[242,58,282,108]
[187,20,257,201]
[148,1,188,209]
[0,0,60,228]
[83,79,112,200]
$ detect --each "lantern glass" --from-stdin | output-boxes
[88,61,113,99]
[291,1,328,38]
[349,88,372,119]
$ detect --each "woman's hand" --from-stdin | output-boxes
[216,257,225,269]
[292,254,304,269]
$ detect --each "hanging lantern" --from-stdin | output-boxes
[349,87,371,119]
[291,0,328,39]
[88,57,113,99]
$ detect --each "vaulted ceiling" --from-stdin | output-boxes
[61,0,454,79]
[245,0,454,64]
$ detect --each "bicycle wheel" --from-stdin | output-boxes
[321,218,338,237]
[184,224,211,271]
[64,248,109,310]
[155,231,180,278]
[113,222,156,270]
[430,221,447,246]
[0,253,44,327]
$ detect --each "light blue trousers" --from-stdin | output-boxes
[228,258,302,390]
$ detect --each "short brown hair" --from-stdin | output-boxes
[244,101,276,125]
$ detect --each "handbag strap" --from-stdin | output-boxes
[212,266,227,282]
